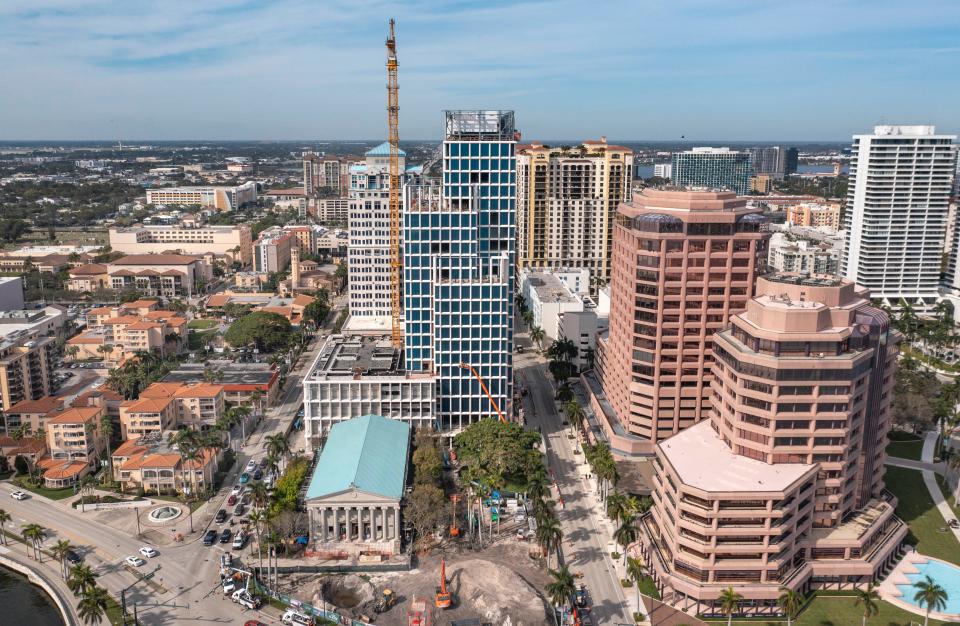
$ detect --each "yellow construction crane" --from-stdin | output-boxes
[386,19,402,347]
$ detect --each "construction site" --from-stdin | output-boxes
[282,540,554,626]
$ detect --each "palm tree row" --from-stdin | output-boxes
[67,560,110,625]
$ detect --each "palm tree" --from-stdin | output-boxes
[606,491,628,523]
[249,388,263,418]
[179,445,200,533]
[913,575,948,626]
[21,523,45,561]
[98,414,114,485]
[50,539,73,580]
[614,513,639,566]
[536,515,563,568]
[545,565,576,608]
[626,557,646,614]
[853,582,880,626]
[530,326,544,350]
[718,587,743,626]
[248,510,266,572]
[77,585,110,625]
[777,587,802,626]
[248,480,269,510]
[556,381,573,403]
[67,563,99,597]
[264,433,291,468]
[565,399,585,433]
[79,474,97,513]
[0,509,10,545]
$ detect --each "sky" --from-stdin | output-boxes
[0,0,958,142]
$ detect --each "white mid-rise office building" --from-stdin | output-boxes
[841,125,957,307]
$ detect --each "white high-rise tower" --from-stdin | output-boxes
[841,125,957,308]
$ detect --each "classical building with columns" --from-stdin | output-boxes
[305,414,409,558]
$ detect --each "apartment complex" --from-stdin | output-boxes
[841,125,957,307]
[108,223,253,266]
[253,227,294,274]
[748,146,798,180]
[111,436,218,496]
[594,189,769,454]
[516,140,633,287]
[348,143,422,320]
[0,307,65,411]
[146,181,257,211]
[769,233,840,276]
[302,335,436,447]
[119,381,225,440]
[68,300,187,363]
[785,203,843,233]
[303,153,351,196]
[403,111,516,429]
[643,274,906,615]
[672,148,751,195]
[41,404,107,487]
[106,254,213,298]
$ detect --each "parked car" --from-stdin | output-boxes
[227,494,238,506]
[252,469,263,481]
[125,556,146,567]
[244,622,268,626]
[234,503,246,517]
[215,508,228,523]
[245,460,257,473]
[575,584,588,608]
[281,610,314,626]
[231,485,243,497]
[139,546,159,558]
[202,530,218,546]
[10,491,28,500]
[239,473,251,485]
[219,528,232,544]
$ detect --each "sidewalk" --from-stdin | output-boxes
[917,431,960,543]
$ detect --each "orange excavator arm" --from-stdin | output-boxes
[459,362,507,423]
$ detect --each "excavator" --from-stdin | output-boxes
[434,558,453,609]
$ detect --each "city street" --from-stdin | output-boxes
[0,300,343,625]
[517,351,634,626]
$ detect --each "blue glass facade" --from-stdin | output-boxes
[404,111,516,430]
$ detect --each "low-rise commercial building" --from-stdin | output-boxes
[520,270,586,340]
[146,182,257,211]
[108,223,252,266]
[303,335,436,448]
[305,415,409,557]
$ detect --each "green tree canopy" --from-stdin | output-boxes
[453,419,541,488]
[224,311,293,353]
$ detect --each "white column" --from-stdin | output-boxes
[321,508,328,542]
[381,506,388,540]
[393,507,400,541]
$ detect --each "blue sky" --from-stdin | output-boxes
[0,0,958,141]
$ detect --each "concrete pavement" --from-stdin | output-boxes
[518,354,634,625]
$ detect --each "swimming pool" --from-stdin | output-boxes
[895,559,960,615]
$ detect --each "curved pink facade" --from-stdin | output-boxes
[642,274,907,617]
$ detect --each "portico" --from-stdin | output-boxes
[305,415,410,556]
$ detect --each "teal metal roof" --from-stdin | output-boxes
[306,415,410,500]
[366,142,406,157]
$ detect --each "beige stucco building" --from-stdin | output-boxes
[108,224,253,266]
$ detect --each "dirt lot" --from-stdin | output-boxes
[288,541,554,626]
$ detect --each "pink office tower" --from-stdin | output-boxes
[641,274,907,615]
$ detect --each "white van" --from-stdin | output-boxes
[281,610,313,625]
[232,530,247,549]
[232,588,261,609]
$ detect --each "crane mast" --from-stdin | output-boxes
[386,19,402,347]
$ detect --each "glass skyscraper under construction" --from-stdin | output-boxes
[403,111,516,430]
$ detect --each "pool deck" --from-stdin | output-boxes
[880,551,960,622]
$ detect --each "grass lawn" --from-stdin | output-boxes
[715,595,951,626]
[637,574,659,600]
[886,430,925,461]
[12,476,75,500]
[935,473,960,517]
[188,330,216,350]
[884,465,960,564]
[187,319,219,330]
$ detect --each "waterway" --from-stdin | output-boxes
[0,564,64,626]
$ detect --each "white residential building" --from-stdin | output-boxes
[841,125,957,307]
[558,310,597,372]
[653,163,672,179]
[302,335,435,447]
[768,232,840,276]
[146,182,257,211]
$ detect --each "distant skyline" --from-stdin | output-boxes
[1,0,958,141]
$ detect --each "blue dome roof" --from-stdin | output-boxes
[366,142,406,157]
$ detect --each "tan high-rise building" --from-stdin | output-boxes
[594,189,768,453]
[641,274,906,615]
[516,139,633,288]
